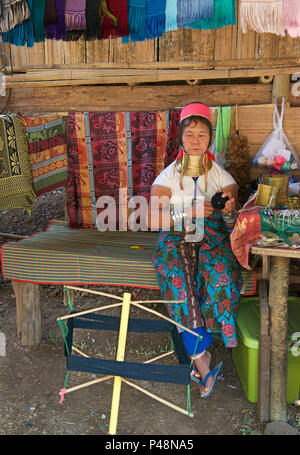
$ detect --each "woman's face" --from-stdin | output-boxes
[181,119,210,156]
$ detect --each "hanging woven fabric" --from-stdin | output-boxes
[32,0,46,42]
[1,0,34,46]
[64,0,86,40]
[44,0,58,26]
[239,0,285,35]
[123,0,146,42]
[85,0,101,40]
[45,0,66,40]
[165,0,178,31]
[186,0,236,30]
[283,0,300,37]
[177,0,214,27]
[101,0,129,39]
[0,0,30,33]
[145,0,166,39]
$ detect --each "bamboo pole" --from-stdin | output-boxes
[57,302,124,321]
[120,377,194,418]
[65,285,124,301]
[131,301,202,338]
[109,292,131,435]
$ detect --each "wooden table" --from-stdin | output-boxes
[250,245,300,423]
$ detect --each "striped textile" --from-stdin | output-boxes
[1,220,160,288]
[21,115,68,196]
[67,111,168,229]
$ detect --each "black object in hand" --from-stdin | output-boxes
[211,192,229,210]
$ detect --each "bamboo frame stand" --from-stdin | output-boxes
[58,285,199,435]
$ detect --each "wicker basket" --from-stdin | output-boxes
[262,174,289,207]
[255,184,279,208]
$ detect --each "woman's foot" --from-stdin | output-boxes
[191,351,213,396]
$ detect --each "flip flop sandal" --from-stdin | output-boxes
[199,361,224,399]
[190,351,212,385]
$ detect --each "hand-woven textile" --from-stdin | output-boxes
[0,114,36,212]
[0,0,30,33]
[0,220,160,288]
[20,115,68,196]
[239,0,285,35]
[67,111,168,229]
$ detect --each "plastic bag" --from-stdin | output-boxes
[252,98,300,171]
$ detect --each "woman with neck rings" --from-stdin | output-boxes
[149,103,242,398]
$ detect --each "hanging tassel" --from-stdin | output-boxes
[2,0,34,46]
[177,0,214,27]
[64,0,86,31]
[100,0,129,39]
[283,0,300,37]
[239,0,285,36]
[186,0,236,30]
[145,0,166,39]
[85,0,101,40]
[32,0,47,42]
[45,0,67,40]
[123,0,146,42]
[165,0,178,31]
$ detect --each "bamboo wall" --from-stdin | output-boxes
[2,27,300,69]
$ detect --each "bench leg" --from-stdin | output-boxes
[12,281,42,346]
[258,279,270,423]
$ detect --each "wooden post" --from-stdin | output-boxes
[12,281,42,346]
[268,256,289,421]
[108,292,131,435]
[272,75,290,104]
[257,279,270,423]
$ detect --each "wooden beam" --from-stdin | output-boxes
[4,83,273,113]
[2,65,300,88]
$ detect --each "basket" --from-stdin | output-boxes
[262,174,289,207]
[255,184,279,208]
[286,197,300,210]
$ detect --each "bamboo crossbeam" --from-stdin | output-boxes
[64,285,124,301]
[57,302,123,321]
[131,301,201,338]
[120,377,194,418]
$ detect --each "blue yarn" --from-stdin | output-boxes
[145,0,166,40]
[185,0,236,30]
[181,326,213,356]
[123,0,147,43]
[177,0,214,27]
[2,0,34,47]
[165,0,178,31]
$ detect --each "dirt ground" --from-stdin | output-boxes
[0,188,299,437]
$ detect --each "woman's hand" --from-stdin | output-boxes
[221,191,236,215]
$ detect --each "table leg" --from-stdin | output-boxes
[268,256,289,422]
[12,281,42,346]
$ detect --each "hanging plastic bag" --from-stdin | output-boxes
[252,98,300,171]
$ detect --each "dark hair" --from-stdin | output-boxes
[178,115,213,149]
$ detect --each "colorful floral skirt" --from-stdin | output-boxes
[152,213,243,348]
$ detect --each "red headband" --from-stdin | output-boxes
[180,103,211,123]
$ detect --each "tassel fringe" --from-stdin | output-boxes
[239,1,285,35]
[283,0,300,37]
[126,1,146,42]
[146,12,165,39]
[165,0,178,31]
[177,0,214,27]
